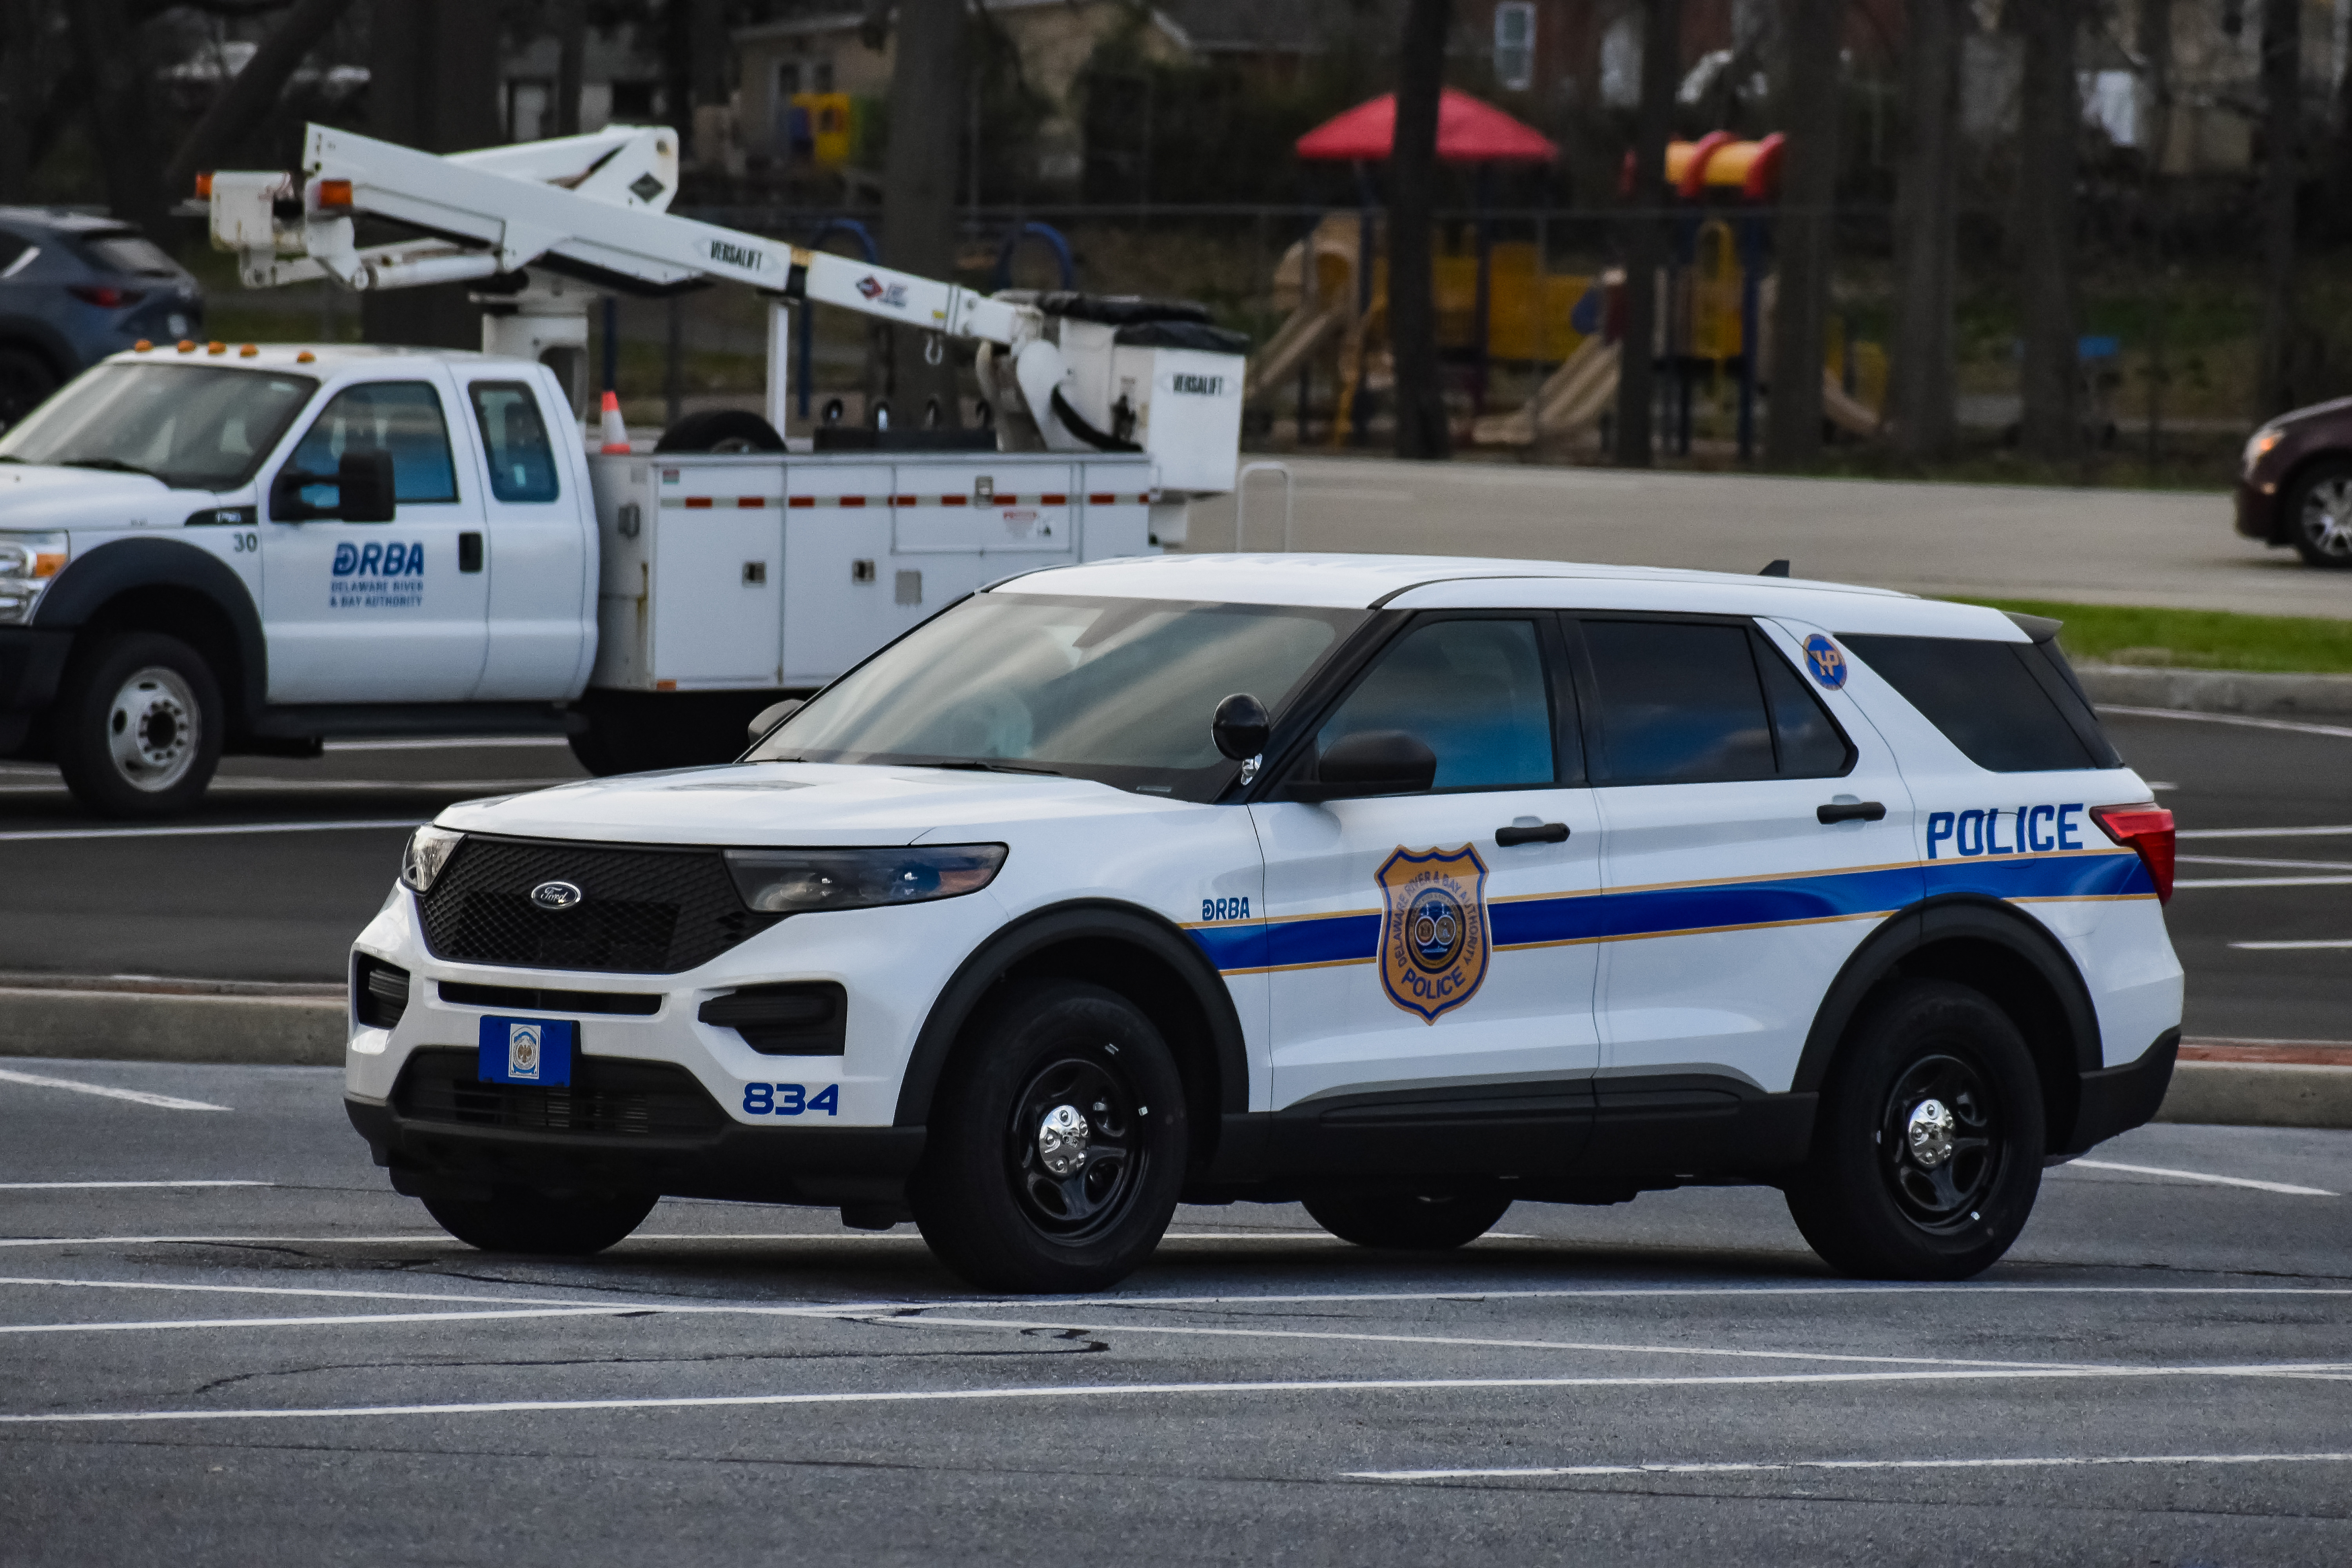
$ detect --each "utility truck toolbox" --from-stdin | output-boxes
[345,554,2184,1293]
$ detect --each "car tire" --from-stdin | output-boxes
[1302,1191,1513,1251]
[1784,979,2045,1281]
[910,979,1189,1294]
[53,631,225,818]
[421,1189,658,1256]
[2286,459,2352,568]
[653,409,786,454]
[0,345,56,429]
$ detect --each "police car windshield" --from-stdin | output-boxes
[0,363,317,491]
[754,592,1362,796]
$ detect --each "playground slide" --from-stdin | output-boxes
[1821,372,1880,439]
[1471,338,1620,446]
[1244,301,1348,407]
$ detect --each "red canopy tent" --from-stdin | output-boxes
[1294,88,1557,164]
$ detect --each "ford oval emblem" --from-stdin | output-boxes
[530,880,584,911]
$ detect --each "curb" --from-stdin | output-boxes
[2152,1060,2352,1131]
[2076,663,2352,720]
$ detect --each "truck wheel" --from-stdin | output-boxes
[2287,460,2352,567]
[0,345,56,429]
[421,1189,657,1256]
[654,409,785,454]
[54,632,224,818]
[1303,1191,1513,1251]
[910,980,1188,1293]
[1784,980,2045,1281]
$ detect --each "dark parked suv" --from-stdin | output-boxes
[0,209,203,429]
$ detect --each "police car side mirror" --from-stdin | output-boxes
[1211,692,1269,760]
[747,698,802,746]
[1289,730,1437,802]
[336,450,397,523]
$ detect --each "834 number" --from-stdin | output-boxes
[743,1082,839,1117]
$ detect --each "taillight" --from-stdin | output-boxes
[2091,803,2175,904]
[67,284,143,309]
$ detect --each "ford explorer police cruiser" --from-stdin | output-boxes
[345,554,2182,1293]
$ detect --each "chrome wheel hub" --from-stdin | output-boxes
[1906,1098,1957,1168]
[1036,1103,1091,1176]
[106,665,198,792]
[2305,479,2352,557]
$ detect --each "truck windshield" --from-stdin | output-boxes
[0,363,317,491]
[751,591,1364,799]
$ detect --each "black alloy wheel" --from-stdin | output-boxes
[1785,978,2045,1281]
[911,979,1188,1293]
[421,1188,657,1255]
[1303,1190,1514,1251]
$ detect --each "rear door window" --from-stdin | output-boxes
[468,382,561,502]
[1839,633,2114,772]
[1577,619,1776,784]
[1755,635,1856,777]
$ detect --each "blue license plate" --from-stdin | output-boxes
[477,1016,575,1086]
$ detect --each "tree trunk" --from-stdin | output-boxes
[1889,0,1961,460]
[165,0,356,201]
[1765,0,1840,468]
[555,0,586,138]
[880,0,967,427]
[1389,0,1452,461]
[1614,0,1679,468]
[2014,0,2080,462]
[66,0,165,236]
[2255,0,2300,418]
[0,0,38,204]
[360,0,501,352]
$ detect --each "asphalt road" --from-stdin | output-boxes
[0,1056,2346,1565]
[0,708,2340,1047]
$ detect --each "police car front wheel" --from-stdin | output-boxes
[910,979,1188,1294]
[1785,979,2045,1281]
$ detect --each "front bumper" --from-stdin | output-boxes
[2234,479,2282,543]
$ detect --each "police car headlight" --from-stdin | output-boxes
[724,844,1007,915]
[400,825,465,893]
[0,530,67,625]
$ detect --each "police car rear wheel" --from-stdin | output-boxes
[1786,979,2045,1281]
[1302,1191,1513,1251]
[54,632,224,818]
[421,1188,657,1256]
[910,980,1187,1294]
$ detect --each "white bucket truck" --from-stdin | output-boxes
[0,123,1245,814]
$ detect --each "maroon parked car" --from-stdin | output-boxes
[2236,396,2352,566]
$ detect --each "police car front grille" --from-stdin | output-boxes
[419,835,779,974]
[392,1048,726,1138]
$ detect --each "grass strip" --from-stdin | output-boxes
[1955,599,2352,676]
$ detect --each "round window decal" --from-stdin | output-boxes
[1804,633,1848,690]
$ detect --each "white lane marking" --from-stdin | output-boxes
[0,819,420,844]
[326,737,573,753]
[0,1181,269,1191]
[2098,705,2352,742]
[0,1070,227,1112]
[0,1276,679,1308]
[9,1361,2351,1428]
[0,1307,651,1336]
[0,1230,1415,1250]
[2179,855,2352,871]
[2230,939,2352,951]
[1346,1451,2352,1482]
[2180,825,2352,839]
[2175,875,2352,889]
[2062,1159,2337,1197]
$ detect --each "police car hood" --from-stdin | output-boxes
[436,762,1196,846]
[0,462,200,526]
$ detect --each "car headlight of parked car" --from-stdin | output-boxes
[724,844,1007,915]
[2244,425,2286,477]
[400,825,465,892]
[0,531,67,624]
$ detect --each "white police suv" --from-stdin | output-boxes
[346,554,2183,1292]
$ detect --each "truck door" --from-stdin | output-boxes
[260,372,490,702]
[463,373,593,699]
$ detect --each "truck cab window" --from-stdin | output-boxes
[469,382,560,503]
[287,381,459,510]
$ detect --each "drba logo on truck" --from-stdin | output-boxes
[329,539,425,611]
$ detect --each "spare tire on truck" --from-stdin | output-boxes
[653,410,785,454]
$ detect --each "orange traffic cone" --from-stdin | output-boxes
[599,390,630,454]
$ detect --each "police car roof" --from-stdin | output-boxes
[992,554,2026,641]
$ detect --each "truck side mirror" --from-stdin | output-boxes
[336,450,396,523]
[1287,730,1438,802]
[1210,692,1269,760]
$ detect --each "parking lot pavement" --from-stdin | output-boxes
[1,1059,2348,1566]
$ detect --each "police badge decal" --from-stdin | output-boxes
[1376,845,1490,1024]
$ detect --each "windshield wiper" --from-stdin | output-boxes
[927,760,1064,777]
[60,457,165,482]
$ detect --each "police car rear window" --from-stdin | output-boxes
[1839,634,2116,772]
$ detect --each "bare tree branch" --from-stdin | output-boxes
[164,0,356,199]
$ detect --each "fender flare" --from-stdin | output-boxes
[33,535,268,720]
[1793,892,2104,1121]
[892,898,1251,1128]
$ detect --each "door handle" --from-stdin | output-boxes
[1496,822,1570,846]
[1817,801,1887,824]
[458,532,484,573]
